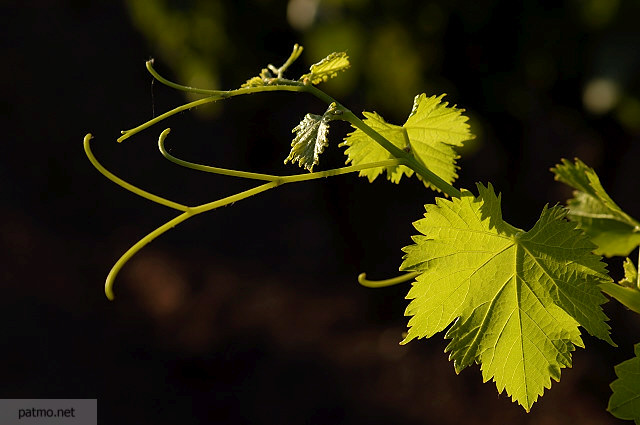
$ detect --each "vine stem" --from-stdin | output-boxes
[95,50,468,299]
[140,61,463,198]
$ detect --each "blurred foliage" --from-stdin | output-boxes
[124,0,640,149]
[576,0,620,29]
[124,0,228,109]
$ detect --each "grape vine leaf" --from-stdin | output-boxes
[340,94,473,191]
[551,158,640,257]
[608,343,640,424]
[285,113,331,171]
[400,183,614,411]
[299,52,350,85]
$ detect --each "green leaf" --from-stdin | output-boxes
[552,158,640,257]
[340,94,473,191]
[400,183,613,411]
[300,52,350,85]
[608,343,640,424]
[285,113,331,171]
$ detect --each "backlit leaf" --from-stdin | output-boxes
[608,343,640,424]
[340,94,473,191]
[400,183,614,411]
[552,158,640,257]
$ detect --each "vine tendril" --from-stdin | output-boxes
[87,130,408,299]
[358,272,420,288]
[88,45,464,299]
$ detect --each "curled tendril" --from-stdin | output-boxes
[86,131,407,299]
[272,44,304,78]
[158,128,278,181]
[358,271,420,288]
[84,134,188,212]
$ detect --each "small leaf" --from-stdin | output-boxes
[608,343,640,424]
[552,158,640,257]
[300,52,350,85]
[241,76,265,88]
[285,113,331,171]
[620,257,639,289]
[600,257,640,314]
[400,183,613,411]
[341,94,473,191]
[240,69,274,88]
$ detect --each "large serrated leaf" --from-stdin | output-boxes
[608,343,640,424]
[552,158,640,257]
[300,52,350,85]
[400,183,613,411]
[340,94,473,191]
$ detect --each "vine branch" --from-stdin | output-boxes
[90,45,465,299]
[135,58,462,198]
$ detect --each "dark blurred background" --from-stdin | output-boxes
[2,1,639,424]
